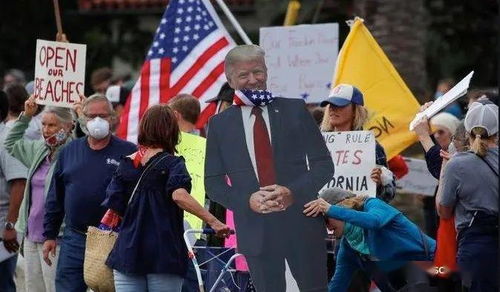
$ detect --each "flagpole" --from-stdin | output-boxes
[213,0,253,45]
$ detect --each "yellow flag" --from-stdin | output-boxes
[177,132,206,236]
[332,18,420,159]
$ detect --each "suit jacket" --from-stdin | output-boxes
[205,98,335,256]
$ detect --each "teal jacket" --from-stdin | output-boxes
[327,198,435,292]
[4,114,71,237]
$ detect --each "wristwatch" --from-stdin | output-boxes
[4,222,15,231]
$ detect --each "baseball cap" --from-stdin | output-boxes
[464,102,499,136]
[320,84,364,107]
[319,187,356,205]
[205,82,234,103]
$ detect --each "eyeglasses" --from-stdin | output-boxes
[83,113,111,120]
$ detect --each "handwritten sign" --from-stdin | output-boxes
[34,40,86,108]
[396,157,438,196]
[410,71,474,131]
[259,23,339,104]
[177,132,206,236]
[321,131,376,196]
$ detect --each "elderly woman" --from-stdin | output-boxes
[437,102,498,291]
[4,96,73,292]
[304,188,435,292]
[413,109,461,241]
[320,84,396,202]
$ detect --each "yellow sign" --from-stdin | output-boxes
[332,18,420,159]
[177,132,206,236]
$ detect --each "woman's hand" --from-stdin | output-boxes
[440,149,451,161]
[419,101,433,113]
[413,116,431,137]
[303,198,331,217]
[24,95,38,117]
[208,220,231,238]
[73,94,86,119]
[370,167,383,186]
[56,32,69,43]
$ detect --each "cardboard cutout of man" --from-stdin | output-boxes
[205,45,335,291]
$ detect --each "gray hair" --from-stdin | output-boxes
[224,45,266,78]
[43,106,73,125]
[82,93,115,116]
[5,69,26,84]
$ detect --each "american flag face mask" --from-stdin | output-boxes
[233,89,275,107]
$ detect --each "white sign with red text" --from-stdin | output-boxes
[34,40,86,108]
[321,131,376,196]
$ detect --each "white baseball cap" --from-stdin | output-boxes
[464,102,499,136]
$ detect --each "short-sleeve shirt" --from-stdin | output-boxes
[104,152,192,276]
[0,123,28,231]
[440,147,499,230]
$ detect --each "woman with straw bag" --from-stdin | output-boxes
[100,105,230,292]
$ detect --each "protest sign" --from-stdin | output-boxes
[321,131,376,196]
[396,157,438,196]
[177,132,206,235]
[409,71,474,131]
[34,39,86,108]
[259,23,339,104]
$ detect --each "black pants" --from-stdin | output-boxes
[244,216,328,292]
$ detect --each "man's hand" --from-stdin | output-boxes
[249,190,281,214]
[370,167,383,186]
[42,240,57,266]
[208,219,231,238]
[2,229,19,253]
[24,95,38,118]
[260,184,294,210]
[303,198,331,217]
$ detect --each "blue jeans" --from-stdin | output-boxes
[55,228,87,292]
[0,254,18,292]
[114,270,184,292]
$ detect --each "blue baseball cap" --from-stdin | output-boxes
[320,84,364,107]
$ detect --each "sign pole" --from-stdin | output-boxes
[213,0,252,45]
[52,0,63,35]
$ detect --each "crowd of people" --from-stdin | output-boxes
[0,44,497,292]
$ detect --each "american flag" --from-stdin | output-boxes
[117,0,235,142]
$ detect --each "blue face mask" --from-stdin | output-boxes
[434,91,444,99]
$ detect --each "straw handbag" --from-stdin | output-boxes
[83,153,169,291]
[84,226,117,292]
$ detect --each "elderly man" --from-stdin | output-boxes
[205,45,334,291]
[42,94,136,292]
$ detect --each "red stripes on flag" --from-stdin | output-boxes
[170,37,229,95]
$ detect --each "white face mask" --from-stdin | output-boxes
[86,117,110,140]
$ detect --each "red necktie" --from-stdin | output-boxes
[252,107,276,187]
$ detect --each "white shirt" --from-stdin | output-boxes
[240,106,272,181]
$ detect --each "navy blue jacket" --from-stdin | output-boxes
[103,153,192,276]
